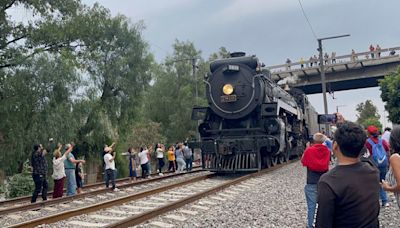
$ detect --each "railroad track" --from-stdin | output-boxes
[4,161,293,228]
[0,170,206,227]
[0,166,201,209]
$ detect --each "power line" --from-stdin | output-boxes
[297,0,318,40]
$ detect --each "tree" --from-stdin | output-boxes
[140,40,206,143]
[0,54,83,174]
[0,0,87,69]
[380,66,400,124]
[0,2,153,175]
[355,100,382,130]
[76,9,153,155]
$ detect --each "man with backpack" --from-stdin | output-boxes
[364,125,390,207]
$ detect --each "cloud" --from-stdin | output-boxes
[85,0,200,21]
[210,0,322,24]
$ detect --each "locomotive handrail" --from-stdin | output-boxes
[266,46,400,72]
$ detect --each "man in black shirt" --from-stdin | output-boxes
[315,121,380,228]
[31,144,48,203]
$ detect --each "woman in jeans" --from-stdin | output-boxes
[382,125,400,209]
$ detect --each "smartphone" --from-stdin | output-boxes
[318,114,337,124]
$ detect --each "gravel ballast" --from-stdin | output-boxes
[140,161,400,228]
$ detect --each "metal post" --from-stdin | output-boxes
[192,58,198,105]
[192,58,200,141]
[318,39,329,135]
[316,34,350,136]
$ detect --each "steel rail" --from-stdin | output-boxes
[8,172,215,228]
[0,166,201,208]
[0,169,203,216]
[106,160,293,228]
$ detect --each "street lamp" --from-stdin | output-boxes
[318,34,350,135]
[336,105,346,113]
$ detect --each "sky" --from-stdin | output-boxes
[41,1,400,126]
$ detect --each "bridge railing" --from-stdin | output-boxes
[266,46,400,73]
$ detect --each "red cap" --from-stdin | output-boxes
[367,125,379,135]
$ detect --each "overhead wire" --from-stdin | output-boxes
[297,0,318,40]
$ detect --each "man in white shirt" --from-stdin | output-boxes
[138,147,149,178]
[382,127,391,144]
[104,146,118,191]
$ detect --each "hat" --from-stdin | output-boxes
[104,147,112,152]
[367,125,379,136]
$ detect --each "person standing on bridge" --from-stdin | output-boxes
[376,44,382,58]
[300,57,305,68]
[286,58,292,70]
[301,133,330,228]
[351,49,357,62]
[331,52,336,64]
[313,55,318,66]
[324,53,329,65]
[370,44,375,58]
[315,121,380,228]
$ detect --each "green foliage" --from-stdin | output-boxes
[6,160,34,198]
[0,0,87,69]
[127,121,166,149]
[0,1,153,175]
[361,117,382,131]
[140,40,207,143]
[380,66,400,124]
[356,100,381,129]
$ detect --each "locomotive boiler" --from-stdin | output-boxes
[191,52,319,172]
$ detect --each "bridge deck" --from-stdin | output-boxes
[265,47,400,94]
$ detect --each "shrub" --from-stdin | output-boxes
[6,160,34,198]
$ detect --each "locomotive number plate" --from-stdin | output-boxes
[220,95,237,103]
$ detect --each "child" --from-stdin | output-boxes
[75,161,84,194]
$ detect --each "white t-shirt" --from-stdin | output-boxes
[139,150,149,164]
[104,153,115,170]
[52,155,67,180]
[156,148,164,158]
[382,131,391,144]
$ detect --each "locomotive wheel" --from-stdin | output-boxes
[271,155,278,166]
[266,155,273,168]
[283,151,290,162]
[278,154,285,164]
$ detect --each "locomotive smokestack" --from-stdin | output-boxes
[230,52,246,58]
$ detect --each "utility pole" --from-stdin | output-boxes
[317,34,350,136]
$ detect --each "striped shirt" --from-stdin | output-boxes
[386,168,400,209]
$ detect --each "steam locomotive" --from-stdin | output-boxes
[191,53,319,172]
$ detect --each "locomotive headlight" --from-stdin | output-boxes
[222,84,234,95]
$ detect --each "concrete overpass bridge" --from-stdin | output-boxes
[266,47,400,94]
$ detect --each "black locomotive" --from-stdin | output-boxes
[191,53,319,172]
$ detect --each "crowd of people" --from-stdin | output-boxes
[29,140,194,202]
[301,114,400,228]
[283,44,397,71]
[30,142,86,203]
